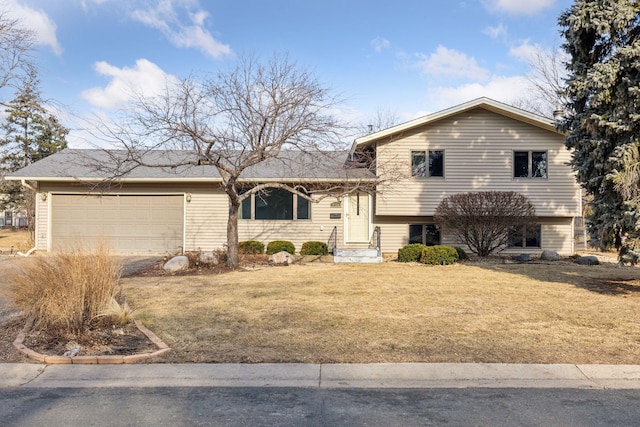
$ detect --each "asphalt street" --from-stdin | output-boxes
[3,386,640,426]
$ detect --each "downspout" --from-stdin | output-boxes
[17,179,37,256]
[20,179,37,192]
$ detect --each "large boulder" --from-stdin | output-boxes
[540,250,561,261]
[268,251,296,265]
[197,252,219,265]
[163,255,190,272]
[575,255,600,266]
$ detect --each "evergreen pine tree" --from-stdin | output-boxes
[0,73,68,230]
[559,0,640,249]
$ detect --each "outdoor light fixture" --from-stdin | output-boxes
[40,193,47,202]
[186,192,192,203]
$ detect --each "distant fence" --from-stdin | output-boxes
[574,216,589,251]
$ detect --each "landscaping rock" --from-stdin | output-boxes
[268,251,296,265]
[575,255,600,266]
[511,253,530,263]
[163,255,190,272]
[197,252,219,265]
[540,250,561,261]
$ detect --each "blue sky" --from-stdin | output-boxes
[4,0,572,146]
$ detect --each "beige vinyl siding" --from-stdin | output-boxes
[36,193,48,251]
[184,189,228,251]
[376,108,580,217]
[37,182,346,253]
[375,216,574,256]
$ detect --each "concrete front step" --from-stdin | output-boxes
[333,248,382,264]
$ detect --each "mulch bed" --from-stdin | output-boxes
[21,316,159,357]
[130,254,272,277]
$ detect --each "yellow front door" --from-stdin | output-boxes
[346,192,370,242]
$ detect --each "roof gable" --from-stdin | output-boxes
[354,97,561,148]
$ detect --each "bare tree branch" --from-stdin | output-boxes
[84,53,401,268]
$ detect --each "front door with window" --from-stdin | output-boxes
[346,192,370,242]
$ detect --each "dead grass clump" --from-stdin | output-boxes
[96,297,136,326]
[9,246,122,332]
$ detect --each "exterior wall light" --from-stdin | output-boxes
[40,193,48,202]
[186,193,192,203]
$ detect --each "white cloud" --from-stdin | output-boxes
[5,0,62,55]
[426,75,530,111]
[81,59,178,109]
[371,37,391,53]
[509,40,542,63]
[130,1,231,59]
[483,23,508,40]
[483,0,556,15]
[416,46,489,81]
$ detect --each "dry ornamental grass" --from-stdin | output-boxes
[123,260,640,364]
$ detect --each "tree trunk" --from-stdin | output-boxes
[227,200,240,268]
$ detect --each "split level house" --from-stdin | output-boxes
[6,97,582,258]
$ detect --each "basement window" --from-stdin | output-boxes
[409,224,441,246]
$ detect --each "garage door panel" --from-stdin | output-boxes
[51,195,184,254]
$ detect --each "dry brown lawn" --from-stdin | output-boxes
[123,260,640,364]
[0,229,32,254]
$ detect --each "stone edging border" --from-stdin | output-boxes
[13,317,171,364]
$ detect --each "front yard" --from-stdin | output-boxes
[117,260,640,364]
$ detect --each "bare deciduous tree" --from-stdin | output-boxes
[89,54,391,268]
[356,108,401,136]
[434,191,537,257]
[0,11,36,106]
[512,45,569,117]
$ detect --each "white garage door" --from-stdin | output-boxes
[51,194,184,254]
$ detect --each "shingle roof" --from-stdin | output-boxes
[6,148,375,182]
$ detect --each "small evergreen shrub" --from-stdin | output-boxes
[238,240,265,254]
[266,240,295,255]
[420,245,459,265]
[398,243,427,262]
[300,241,328,256]
[453,246,468,261]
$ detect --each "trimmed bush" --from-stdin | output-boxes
[453,246,469,261]
[420,245,459,265]
[398,243,427,262]
[266,240,295,255]
[238,240,265,254]
[300,241,328,256]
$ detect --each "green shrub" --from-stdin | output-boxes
[266,240,295,255]
[238,240,265,254]
[300,241,328,256]
[398,243,427,262]
[8,245,122,332]
[420,245,459,265]
[453,246,469,261]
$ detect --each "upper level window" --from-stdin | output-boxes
[411,150,444,177]
[514,151,547,178]
[240,188,310,220]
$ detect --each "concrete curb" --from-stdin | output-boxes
[2,363,640,389]
[12,317,171,364]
